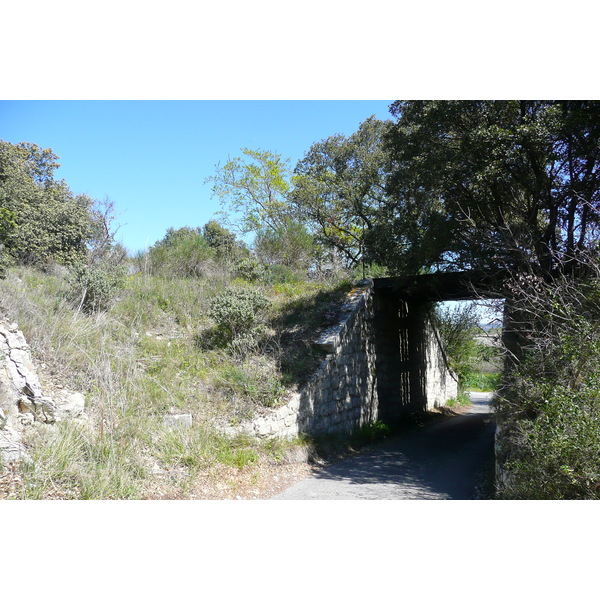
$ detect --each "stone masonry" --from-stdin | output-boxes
[227,279,457,440]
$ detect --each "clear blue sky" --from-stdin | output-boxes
[0,100,394,254]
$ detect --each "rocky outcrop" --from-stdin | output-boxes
[0,319,85,467]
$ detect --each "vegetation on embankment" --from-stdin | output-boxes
[0,263,354,499]
[4,100,600,500]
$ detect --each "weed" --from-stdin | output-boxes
[445,392,472,408]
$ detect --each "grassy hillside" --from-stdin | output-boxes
[0,265,354,499]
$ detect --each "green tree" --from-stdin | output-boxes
[206,148,324,270]
[433,302,480,388]
[206,148,294,235]
[0,141,98,266]
[254,217,317,270]
[292,117,393,269]
[0,206,16,277]
[202,219,247,262]
[379,101,600,277]
[148,226,217,277]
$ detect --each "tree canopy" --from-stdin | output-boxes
[0,140,103,267]
[291,116,393,269]
[378,101,600,276]
[206,148,294,236]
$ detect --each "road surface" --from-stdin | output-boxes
[272,392,496,500]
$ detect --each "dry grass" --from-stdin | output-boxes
[0,266,348,499]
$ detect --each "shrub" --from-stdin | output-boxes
[233,257,268,283]
[148,227,217,278]
[433,302,480,388]
[254,218,316,270]
[495,267,600,499]
[203,220,246,262]
[68,263,126,313]
[208,289,271,347]
[265,264,303,284]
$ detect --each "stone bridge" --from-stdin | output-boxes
[231,271,504,440]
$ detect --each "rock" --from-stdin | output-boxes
[18,394,57,424]
[1,318,87,466]
[54,390,86,420]
[0,427,28,463]
[162,414,193,429]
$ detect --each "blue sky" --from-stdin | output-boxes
[0,100,394,253]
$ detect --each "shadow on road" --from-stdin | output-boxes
[274,392,496,500]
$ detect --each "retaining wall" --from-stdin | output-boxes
[227,280,457,440]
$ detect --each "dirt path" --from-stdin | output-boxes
[271,392,496,500]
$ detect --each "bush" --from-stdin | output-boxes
[433,302,480,388]
[233,257,268,283]
[203,220,246,262]
[148,227,217,278]
[501,379,600,499]
[495,267,600,499]
[68,263,126,312]
[207,289,271,347]
[265,264,304,284]
[254,218,316,270]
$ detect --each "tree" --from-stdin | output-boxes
[202,219,246,262]
[433,302,481,388]
[206,148,325,270]
[254,217,317,270]
[0,141,99,266]
[0,206,16,277]
[379,101,600,277]
[206,148,294,236]
[291,117,393,269]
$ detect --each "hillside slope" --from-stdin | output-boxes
[0,265,353,499]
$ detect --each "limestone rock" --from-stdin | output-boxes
[163,413,193,429]
[1,318,87,467]
[54,390,86,420]
[0,426,28,463]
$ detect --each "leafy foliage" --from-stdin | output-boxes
[207,148,294,235]
[202,219,245,262]
[207,288,271,348]
[147,226,217,277]
[0,141,100,267]
[381,101,600,276]
[292,117,393,269]
[496,265,600,498]
[254,217,317,270]
[433,302,481,388]
[68,263,127,313]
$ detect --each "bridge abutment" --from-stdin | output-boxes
[224,279,458,440]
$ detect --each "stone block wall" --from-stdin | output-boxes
[226,279,457,441]
[226,280,378,439]
[423,314,459,410]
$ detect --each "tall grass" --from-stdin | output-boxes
[0,265,343,499]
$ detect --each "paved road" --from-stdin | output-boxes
[273,392,496,500]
